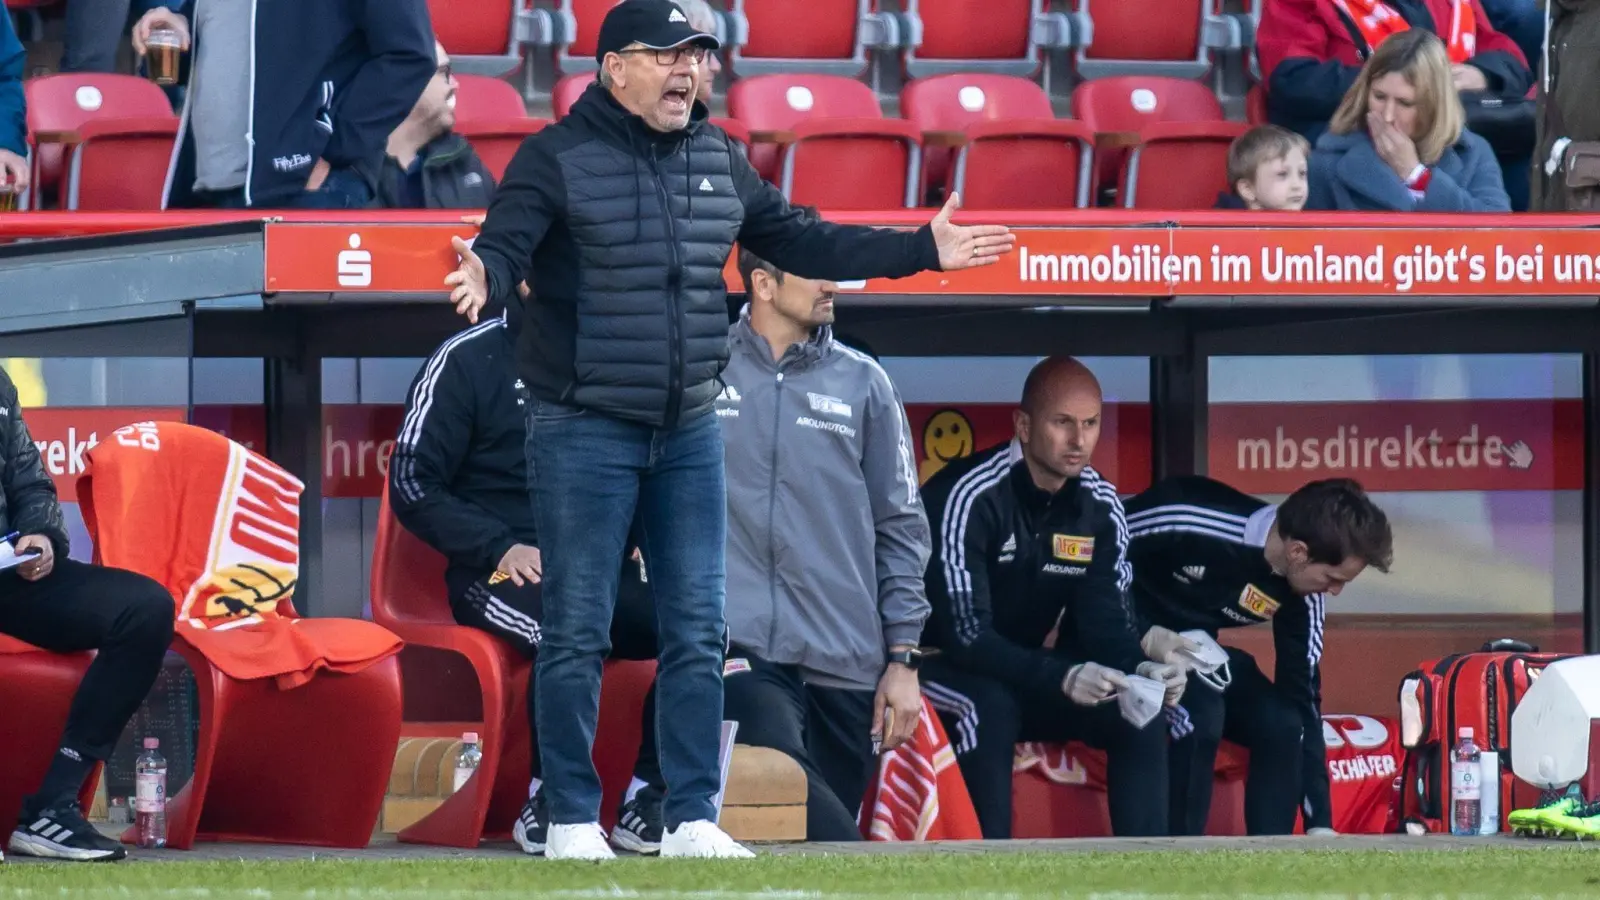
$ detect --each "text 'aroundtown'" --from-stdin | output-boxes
[1015,243,1600,293]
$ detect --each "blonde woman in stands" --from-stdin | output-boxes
[1306,29,1511,212]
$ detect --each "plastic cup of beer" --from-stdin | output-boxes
[0,174,17,213]
[146,28,182,86]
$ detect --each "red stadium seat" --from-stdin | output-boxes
[1121,120,1249,209]
[0,637,101,841]
[728,73,883,183]
[1071,75,1225,199]
[729,0,900,77]
[65,118,179,210]
[428,0,524,77]
[455,119,547,183]
[779,118,922,209]
[561,0,611,65]
[553,72,596,119]
[949,119,1094,210]
[900,0,1078,78]
[901,74,1055,202]
[24,74,176,209]
[1246,83,1268,126]
[710,117,752,155]
[371,483,657,846]
[1072,0,1252,80]
[454,74,528,121]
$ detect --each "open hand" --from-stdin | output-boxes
[15,534,54,582]
[446,236,489,322]
[930,193,1015,271]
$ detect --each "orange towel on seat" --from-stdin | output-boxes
[76,420,401,689]
[859,697,983,841]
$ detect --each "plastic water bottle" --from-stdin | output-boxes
[1451,727,1482,835]
[453,732,482,793]
[135,737,167,848]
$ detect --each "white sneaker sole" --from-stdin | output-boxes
[545,844,616,861]
[609,826,661,855]
[8,831,124,862]
[511,818,546,856]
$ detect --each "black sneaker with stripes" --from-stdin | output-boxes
[511,790,547,856]
[609,788,663,855]
[10,805,127,861]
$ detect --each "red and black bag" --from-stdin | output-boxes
[1392,639,1573,833]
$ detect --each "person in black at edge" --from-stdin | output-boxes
[0,365,175,863]
[1124,476,1393,836]
[386,305,670,857]
[918,356,1185,839]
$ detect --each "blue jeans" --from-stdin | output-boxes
[526,401,727,827]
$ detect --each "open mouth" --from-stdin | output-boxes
[662,87,691,112]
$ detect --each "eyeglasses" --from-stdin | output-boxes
[618,45,709,66]
[434,62,453,81]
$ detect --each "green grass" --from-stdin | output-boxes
[4,848,1600,899]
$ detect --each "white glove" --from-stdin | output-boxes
[1136,660,1187,708]
[1063,662,1127,706]
[1141,625,1202,666]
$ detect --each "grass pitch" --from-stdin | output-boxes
[4,847,1600,899]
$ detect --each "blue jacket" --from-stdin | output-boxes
[0,12,24,157]
[1307,129,1512,212]
[163,0,435,208]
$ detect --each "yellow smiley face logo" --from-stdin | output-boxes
[920,408,975,482]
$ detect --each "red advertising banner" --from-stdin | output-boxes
[1209,399,1585,494]
[265,222,1600,297]
[21,400,1586,501]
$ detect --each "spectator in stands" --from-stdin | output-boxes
[377,41,495,210]
[677,0,721,104]
[64,0,170,75]
[134,0,435,210]
[1125,477,1392,836]
[387,314,673,857]
[0,11,29,196]
[718,240,930,842]
[446,0,1012,861]
[918,357,1178,840]
[1479,0,1545,72]
[1257,0,1534,210]
[0,365,175,863]
[1307,30,1511,211]
[1215,125,1310,210]
[1531,0,1600,211]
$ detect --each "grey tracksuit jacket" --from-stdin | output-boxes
[717,312,932,691]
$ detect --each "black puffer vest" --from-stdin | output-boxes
[518,84,744,429]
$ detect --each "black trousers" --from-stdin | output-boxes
[0,559,175,762]
[450,559,662,791]
[1168,647,1304,836]
[921,656,1169,839]
[721,647,875,841]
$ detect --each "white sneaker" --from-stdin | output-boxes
[545,823,616,861]
[660,820,754,858]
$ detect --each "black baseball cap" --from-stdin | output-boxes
[595,0,720,65]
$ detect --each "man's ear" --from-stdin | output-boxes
[1285,539,1311,566]
[1012,408,1030,445]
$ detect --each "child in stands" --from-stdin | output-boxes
[1216,125,1310,211]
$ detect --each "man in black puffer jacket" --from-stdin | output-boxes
[448,0,1014,861]
[0,366,175,863]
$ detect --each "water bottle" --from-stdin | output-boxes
[453,732,482,793]
[1451,727,1482,836]
[135,737,167,849]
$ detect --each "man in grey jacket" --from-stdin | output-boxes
[716,239,930,841]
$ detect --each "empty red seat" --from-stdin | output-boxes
[66,117,179,210]
[553,72,596,119]
[450,74,542,182]
[1071,74,1225,198]
[949,119,1094,209]
[728,73,883,182]
[429,0,517,57]
[1073,0,1250,80]
[1122,120,1249,209]
[559,0,613,70]
[901,74,1055,201]
[901,0,1060,77]
[25,74,176,209]
[454,74,527,121]
[778,117,923,209]
[735,0,862,61]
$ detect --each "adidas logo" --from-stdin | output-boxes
[699,177,714,192]
[1001,534,1017,553]
[1176,564,1206,583]
[669,8,687,22]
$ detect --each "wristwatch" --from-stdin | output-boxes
[887,647,924,670]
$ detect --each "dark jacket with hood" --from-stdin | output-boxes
[377,133,496,210]
[1258,0,1532,144]
[0,12,23,158]
[1307,128,1511,211]
[0,367,70,561]
[470,82,942,430]
[162,0,436,209]
[1532,0,1600,210]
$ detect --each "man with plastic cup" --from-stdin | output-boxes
[0,12,30,207]
[918,356,1179,839]
[1125,476,1393,836]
